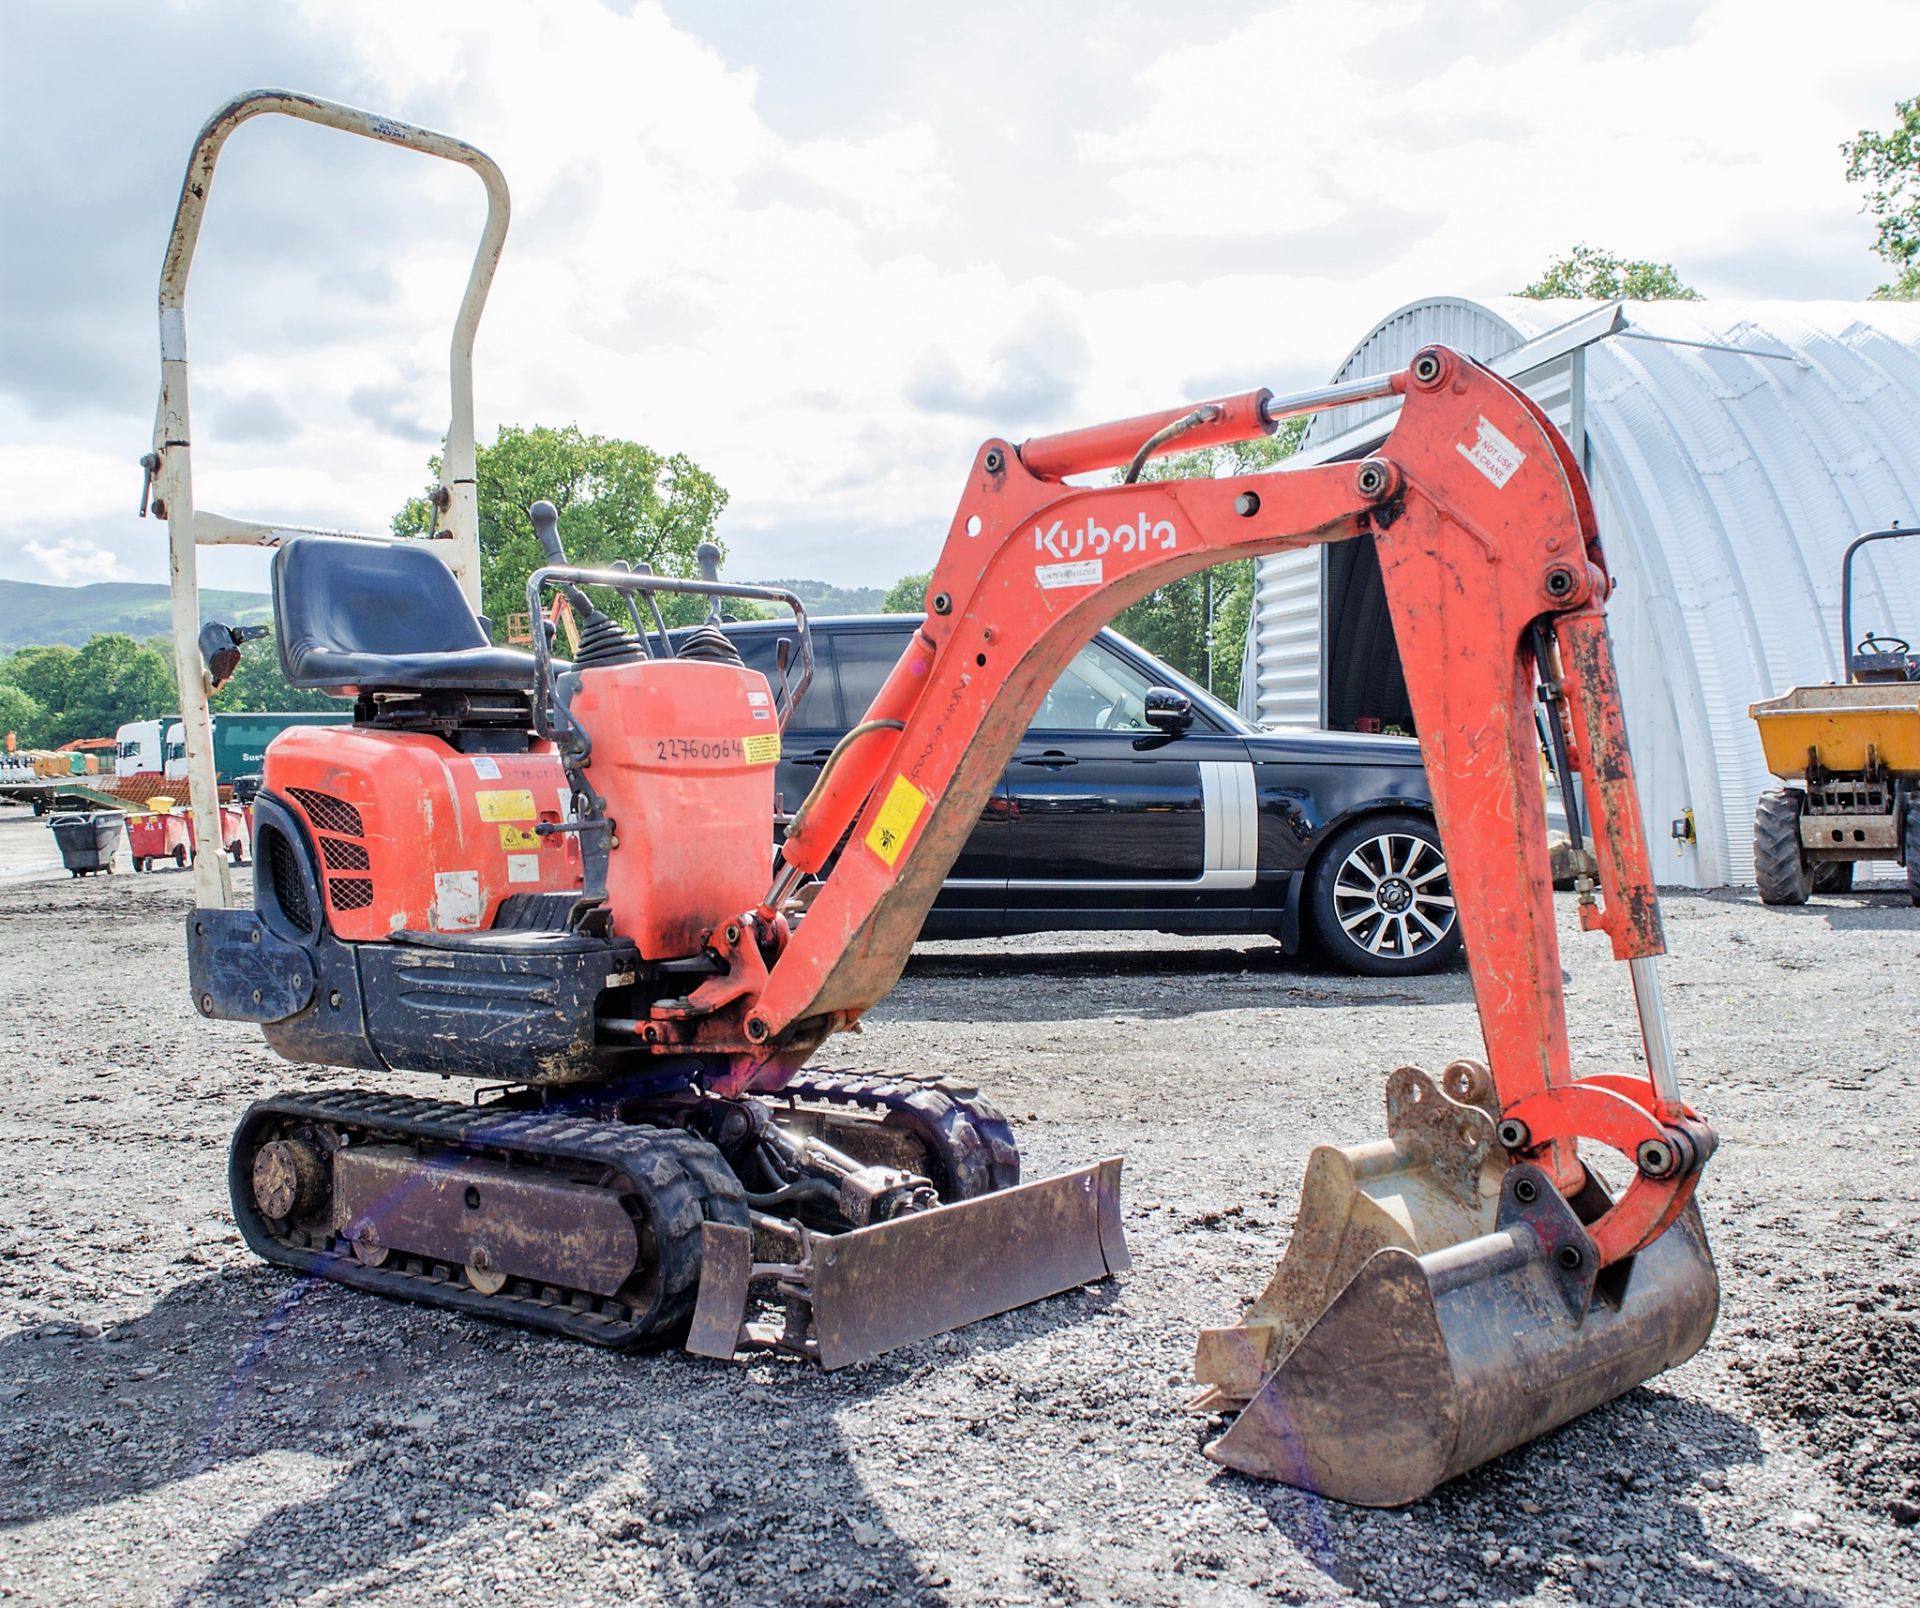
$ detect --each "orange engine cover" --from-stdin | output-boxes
[567,656,779,958]
[264,728,582,939]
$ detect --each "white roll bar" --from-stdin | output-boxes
[146,90,510,908]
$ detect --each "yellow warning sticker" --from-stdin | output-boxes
[475,788,537,822]
[865,774,930,867]
[498,822,541,851]
[743,733,782,766]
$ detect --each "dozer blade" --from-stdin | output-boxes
[688,1157,1128,1369]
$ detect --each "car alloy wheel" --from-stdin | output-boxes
[1327,826,1456,965]
[1305,813,1466,974]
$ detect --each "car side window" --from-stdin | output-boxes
[1033,640,1158,732]
[832,631,915,725]
[729,630,839,728]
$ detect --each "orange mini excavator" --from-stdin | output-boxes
[152,92,1717,1506]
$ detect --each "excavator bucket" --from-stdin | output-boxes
[688,1158,1129,1369]
[1193,1067,1718,1507]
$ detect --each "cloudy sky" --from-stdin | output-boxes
[1,0,1914,595]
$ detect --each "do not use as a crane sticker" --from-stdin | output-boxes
[866,774,931,867]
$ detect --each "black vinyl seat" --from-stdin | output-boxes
[274,537,540,695]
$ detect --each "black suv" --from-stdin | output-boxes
[719,616,1458,977]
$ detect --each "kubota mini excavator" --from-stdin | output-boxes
[150,91,1718,1507]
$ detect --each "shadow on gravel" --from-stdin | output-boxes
[896,944,1473,1022]
[1214,1385,1837,1608]
[2,1261,1119,1605]
[1695,886,1919,931]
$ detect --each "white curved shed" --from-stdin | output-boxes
[1241,296,1920,888]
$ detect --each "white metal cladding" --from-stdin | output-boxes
[1240,296,1920,889]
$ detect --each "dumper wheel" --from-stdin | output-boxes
[1754,789,1812,905]
[1905,794,1920,907]
[173,845,188,868]
[1811,861,1854,894]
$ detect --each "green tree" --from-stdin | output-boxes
[395,423,730,636]
[882,572,931,613]
[1518,244,1701,300]
[1106,423,1306,708]
[65,633,177,742]
[2,643,77,723]
[1843,96,1920,300]
[0,683,46,749]
[208,630,348,716]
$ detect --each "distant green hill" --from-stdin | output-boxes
[0,578,272,653]
[0,574,888,654]
[748,578,888,616]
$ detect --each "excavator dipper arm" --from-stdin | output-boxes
[715,345,1711,1276]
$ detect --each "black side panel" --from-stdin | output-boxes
[355,943,610,1083]
[261,929,386,1073]
[186,908,316,1023]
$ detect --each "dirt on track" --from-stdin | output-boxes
[0,807,1915,1608]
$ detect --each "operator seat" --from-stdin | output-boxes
[273,536,540,696]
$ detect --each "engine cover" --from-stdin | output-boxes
[567,657,779,958]
[264,728,581,939]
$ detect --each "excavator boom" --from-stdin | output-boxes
[691,344,1718,1500]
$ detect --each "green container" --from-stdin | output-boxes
[213,711,348,780]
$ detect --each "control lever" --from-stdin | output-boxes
[529,500,596,618]
[697,541,724,624]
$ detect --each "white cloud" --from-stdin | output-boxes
[24,537,133,584]
[1,0,1917,599]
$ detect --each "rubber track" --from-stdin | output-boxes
[229,1088,746,1349]
[1753,788,1812,905]
[777,1069,1021,1198]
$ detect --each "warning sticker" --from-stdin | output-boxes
[1456,416,1526,489]
[743,733,782,766]
[498,822,540,851]
[475,788,537,822]
[865,774,930,867]
[1036,558,1103,590]
[506,853,543,884]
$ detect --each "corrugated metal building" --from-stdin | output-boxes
[1239,296,1920,888]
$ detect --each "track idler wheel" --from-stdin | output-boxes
[252,1137,328,1222]
[1193,1064,1720,1507]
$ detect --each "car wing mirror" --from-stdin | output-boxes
[1143,687,1193,734]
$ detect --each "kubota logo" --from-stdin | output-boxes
[1033,512,1179,560]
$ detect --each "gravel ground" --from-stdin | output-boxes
[0,804,1915,1607]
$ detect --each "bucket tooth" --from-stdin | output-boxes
[1195,1064,1503,1408]
[688,1157,1127,1368]
[1203,1162,1720,1507]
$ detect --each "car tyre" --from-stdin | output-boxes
[1307,810,1462,977]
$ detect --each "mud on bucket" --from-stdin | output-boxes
[1193,1066,1719,1508]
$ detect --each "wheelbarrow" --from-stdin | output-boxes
[48,812,125,877]
[128,805,193,871]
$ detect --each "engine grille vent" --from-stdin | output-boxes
[288,788,365,838]
[329,877,375,911]
[285,786,374,919]
[263,827,314,935]
[320,837,372,871]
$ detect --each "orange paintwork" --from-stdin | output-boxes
[568,657,780,959]
[264,727,580,939]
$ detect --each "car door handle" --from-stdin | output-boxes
[1018,751,1078,768]
[792,749,834,768]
